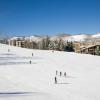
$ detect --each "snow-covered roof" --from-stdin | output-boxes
[81,44,100,50]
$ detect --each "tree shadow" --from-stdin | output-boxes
[65,76,76,78]
[0,92,35,97]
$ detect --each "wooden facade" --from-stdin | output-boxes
[74,42,100,54]
[80,45,100,55]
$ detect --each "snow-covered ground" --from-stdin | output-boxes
[0,43,100,100]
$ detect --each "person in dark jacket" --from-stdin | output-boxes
[32,53,33,56]
[60,72,62,76]
[64,72,67,77]
[29,60,32,64]
[55,76,57,84]
[56,70,58,75]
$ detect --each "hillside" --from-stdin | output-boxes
[0,43,100,100]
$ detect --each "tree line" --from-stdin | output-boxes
[21,36,75,52]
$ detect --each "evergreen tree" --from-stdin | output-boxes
[95,46,100,56]
[64,42,74,52]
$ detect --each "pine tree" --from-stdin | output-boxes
[95,46,100,56]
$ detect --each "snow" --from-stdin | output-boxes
[63,34,91,42]
[25,36,42,42]
[0,43,100,100]
[92,33,100,38]
[9,33,100,42]
[9,37,24,40]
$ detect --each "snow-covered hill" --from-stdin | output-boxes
[92,33,100,38]
[0,43,100,100]
[9,33,100,42]
[63,34,91,41]
[51,33,100,42]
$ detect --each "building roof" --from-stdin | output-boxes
[81,44,100,51]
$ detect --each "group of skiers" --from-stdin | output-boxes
[7,49,65,84]
[29,53,34,64]
[55,70,67,84]
[8,49,33,64]
[56,70,67,77]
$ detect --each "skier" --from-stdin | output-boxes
[32,53,33,56]
[29,60,32,64]
[56,70,58,75]
[8,49,10,52]
[55,76,57,84]
[64,72,66,77]
[60,72,62,76]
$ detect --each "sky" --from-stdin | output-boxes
[0,0,100,36]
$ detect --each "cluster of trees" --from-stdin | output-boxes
[0,39,8,44]
[95,46,100,56]
[48,40,74,52]
[7,36,75,52]
[27,36,75,52]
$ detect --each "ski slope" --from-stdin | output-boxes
[0,43,100,100]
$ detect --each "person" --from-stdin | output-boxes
[64,72,66,77]
[60,72,62,76]
[29,60,32,64]
[55,77,57,84]
[56,70,58,75]
[8,49,10,52]
[32,53,33,56]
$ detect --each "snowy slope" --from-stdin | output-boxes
[0,43,100,100]
[25,36,42,42]
[92,33,100,38]
[63,34,91,41]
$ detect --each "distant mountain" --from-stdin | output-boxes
[92,33,100,38]
[9,33,100,42]
[63,34,92,42]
